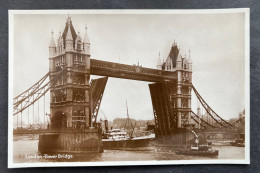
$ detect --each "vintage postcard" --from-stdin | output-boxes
[8,9,250,168]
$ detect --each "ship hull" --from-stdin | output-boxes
[230,142,245,147]
[176,150,218,157]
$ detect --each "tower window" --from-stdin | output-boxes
[77,40,81,50]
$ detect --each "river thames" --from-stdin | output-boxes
[13,135,245,163]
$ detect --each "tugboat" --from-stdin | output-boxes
[230,139,245,147]
[230,133,245,147]
[176,131,219,157]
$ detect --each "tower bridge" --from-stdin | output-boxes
[13,16,238,153]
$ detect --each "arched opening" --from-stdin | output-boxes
[51,111,67,129]
[94,77,155,130]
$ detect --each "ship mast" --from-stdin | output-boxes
[126,100,130,120]
[124,100,134,136]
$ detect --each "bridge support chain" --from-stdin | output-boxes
[192,85,237,131]
[13,72,49,107]
[190,111,217,129]
[13,69,67,116]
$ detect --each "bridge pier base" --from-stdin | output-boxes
[157,129,207,148]
[38,128,103,153]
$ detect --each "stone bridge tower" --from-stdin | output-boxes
[162,41,192,128]
[151,40,193,146]
[48,16,91,129]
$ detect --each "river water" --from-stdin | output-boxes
[13,135,245,163]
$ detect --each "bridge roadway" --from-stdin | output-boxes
[90,59,177,82]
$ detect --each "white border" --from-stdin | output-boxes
[8,9,250,168]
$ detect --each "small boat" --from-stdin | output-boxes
[176,131,218,157]
[176,145,219,157]
[230,139,245,147]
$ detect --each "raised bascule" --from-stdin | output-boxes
[13,16,239,153]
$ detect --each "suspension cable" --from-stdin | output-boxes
[191,111,216,129]
[13,69,66,116]
[192,85,236,129]
[13,72,49,102]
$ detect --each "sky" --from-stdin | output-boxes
[12,11,247,125]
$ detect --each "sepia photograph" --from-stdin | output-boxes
[8,9,250,168]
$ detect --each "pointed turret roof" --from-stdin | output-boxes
[83,26,90,44]
[66,21,73,41]
[61,16,77,48]
[167,41,179,68]
[188,49,192,63]
[49,30,56,48]
[172,39,177,47]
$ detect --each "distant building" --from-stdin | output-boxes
[237,109,245,134]
[112,118,154,130]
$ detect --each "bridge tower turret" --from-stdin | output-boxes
[49,31,56,72]
[65,18,73,51]
[157,52,162,70]
[49,30,56,58]
[83,26,90,55]
[188,49,192,81]
[187,50,193,125]
[49,16,91,129]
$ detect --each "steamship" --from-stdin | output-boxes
[101,101,155,150]
[102,129,155,150]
